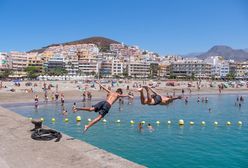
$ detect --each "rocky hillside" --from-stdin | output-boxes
[28,36,120,53]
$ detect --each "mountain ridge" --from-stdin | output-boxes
[28,36,120,53]
[194,45,248,61]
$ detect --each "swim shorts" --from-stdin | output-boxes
[92,101,111,117]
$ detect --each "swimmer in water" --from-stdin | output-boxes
[147,123,154,131]
[72,102,77,112]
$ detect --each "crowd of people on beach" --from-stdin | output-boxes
[7,79,239,133]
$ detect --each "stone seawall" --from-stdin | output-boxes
[0,106,145,168]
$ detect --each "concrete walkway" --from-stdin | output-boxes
[0,106,145,168]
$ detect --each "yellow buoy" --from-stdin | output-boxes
[40,117,44,122]
[76,116,81,122]
[226,121,231,126]
[102,119,107,123]
[141,121,145,124]
[189,121,194,125]
[179,119,184,125]
[156,121,160,125]
[116,119,121,123]
[64,118,69,122]
[201,121,206,126]
[130,120,135,124]
[51,118,56,122]
[214,121,218,126]
[88,118,92,122]
[167,120,172,125]
[238,121,242,126]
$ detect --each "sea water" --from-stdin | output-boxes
[6,94,248,168]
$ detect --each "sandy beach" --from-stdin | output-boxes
[0,80,247,104]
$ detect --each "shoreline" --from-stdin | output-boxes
[0,106,145,168]
[1,89,248,105]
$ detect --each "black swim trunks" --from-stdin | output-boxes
[92,101,111,117]
[153,95,162,105]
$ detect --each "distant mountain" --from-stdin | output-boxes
[182,52,203,58]
[197,45,248,61]
[28,36,120,53]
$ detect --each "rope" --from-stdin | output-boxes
[31,128,62,142]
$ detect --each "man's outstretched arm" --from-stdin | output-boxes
[96,81,111,93]
[119,94,134,99]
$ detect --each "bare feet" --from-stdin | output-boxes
[83,125,89,133]
[137,88,143,92]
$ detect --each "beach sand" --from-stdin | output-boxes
[0,80,247,104]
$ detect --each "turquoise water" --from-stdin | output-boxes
[6,95,248,168]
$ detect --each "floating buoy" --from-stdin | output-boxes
[201,121,206,126]
[64,118,69,122]
[51,118,56,122]
[214,121,218,126]
[226,121,231,126]
[167,120,172,125]
[156,121,160,125]
[28,117,33,121]
[40,117,44,122]
[130,120,135,124]
[238,121,242,126]
[179,119,184,125]
[102,119,107,123]
[116,119,121,123]
[189,121,194,125]
[76,116,81,122]
[88,118,92,122]
[141,121,145,124]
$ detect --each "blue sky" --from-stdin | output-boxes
[0,0,247,55]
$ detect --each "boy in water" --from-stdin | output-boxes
[75,81,133,132]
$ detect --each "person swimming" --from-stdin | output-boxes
[72,102,77,112]
[147,123,154,131]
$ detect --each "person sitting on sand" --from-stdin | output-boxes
[137,86,182,105]
[74,81,133,132]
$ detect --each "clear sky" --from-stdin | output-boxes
[0,0,247,55]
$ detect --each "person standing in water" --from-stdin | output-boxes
[74,81,133,132]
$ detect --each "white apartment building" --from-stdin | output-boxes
[128,62,150,78]
[78,58,99,75]
[64,50,79,76]
[9,51,28,71]
[112,59,123,76]
[170,61,212,78]
[205,56,230,77]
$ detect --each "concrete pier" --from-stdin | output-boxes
[0,106,145,168]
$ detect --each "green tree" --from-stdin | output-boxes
[25,66,42,79]
[46,67,67,76]
[0,69,13,79]
[191,72,195,80]
[226,72,236,80]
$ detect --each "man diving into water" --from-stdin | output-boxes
[74,81,133,132]
[138,86,182,105]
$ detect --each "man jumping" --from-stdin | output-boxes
[74,81,133,132]
[138,86,182,105]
